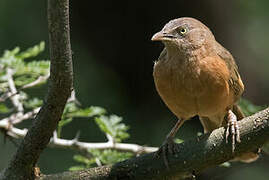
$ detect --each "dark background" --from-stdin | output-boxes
[0,0,268,179]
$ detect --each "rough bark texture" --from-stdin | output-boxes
[0,0,73,179]
[39,107,269,180]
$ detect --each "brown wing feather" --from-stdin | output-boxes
[215,42,244,102]
[215,43,259,163]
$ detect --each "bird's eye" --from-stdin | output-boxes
[177,27,187,35]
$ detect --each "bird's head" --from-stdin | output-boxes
[152,17,215,54]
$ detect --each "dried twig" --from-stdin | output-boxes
[0,75,49,103]
[21,75,49,89]
[0,118,157,154]
[6,68,23,113]
[50,131,157,154]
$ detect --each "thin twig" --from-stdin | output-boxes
[0,75,49,103]
[0,92,13,103]
[0,85,154,155]
[6,68,23,113]
[67,90,81,105]
[0,118,157,154]
[21,75,49,89]
[0,108,40,129]
[51,131,157,154]
[12,108,40,124]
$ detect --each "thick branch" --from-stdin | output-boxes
[1,0,73,179]
[39,107,269,180]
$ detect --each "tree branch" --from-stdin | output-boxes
[0,117,158,155]
[39,107,269,180]
[0,87,157,155]
[50,131,158,154]
[0,0,73,179]
[21,75,49,89]
[0,75,49,103]
[6,68,24,113]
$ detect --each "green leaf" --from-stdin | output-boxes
[69,165,86,171]
[23,98,43,109]
[67,106,106,118]
[71,149,133,170]
[99,149,133,164]
[0,48,23,67]
[59,118,73,127]
[16,41,45,59]
[58,118,73,137]
[15,60,50,77]
[1,47,20,60]
[219,162,231,168]
[63,102,78,115]
[0,70,8,82]
[88,149,133,165]
[15,76,36,87]
[95,115,129,142]
[0,103,10,113]
[174,138,184,144]
[73,155,93,164]
[239,98,264,116]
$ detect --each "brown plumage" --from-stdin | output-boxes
[152,17,258,165]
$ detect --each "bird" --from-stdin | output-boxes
[151,17,259,167]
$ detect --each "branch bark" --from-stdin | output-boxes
[39,107,269,180]
[0,0,73,179]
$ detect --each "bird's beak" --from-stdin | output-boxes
[151,31,174,41]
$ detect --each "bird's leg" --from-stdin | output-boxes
[225,110,241,152]
[155,118,184,168]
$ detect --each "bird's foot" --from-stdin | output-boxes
[155,137,179,169]
[225,110,240,152]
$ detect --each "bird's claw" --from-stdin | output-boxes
[155,137,179,169]
[225,110,240,152]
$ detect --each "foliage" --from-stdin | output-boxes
[69,149,133,171]
[0,103,10,113]
[0,42,49,114]
[0,42,49,88]
[23,97,43,109]
[239,98,264,116]
[0,42,133,171]
[58,102,106,138]
[68,114,132,170]
[95,115,129,143]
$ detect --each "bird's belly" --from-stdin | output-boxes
[166,89,198,119]
[153,58,231,119]
[155,79,230,119]
[196,82,230,116]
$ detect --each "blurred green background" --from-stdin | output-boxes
[0,0,268,179]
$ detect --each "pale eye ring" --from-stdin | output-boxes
[178,27,187,35]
